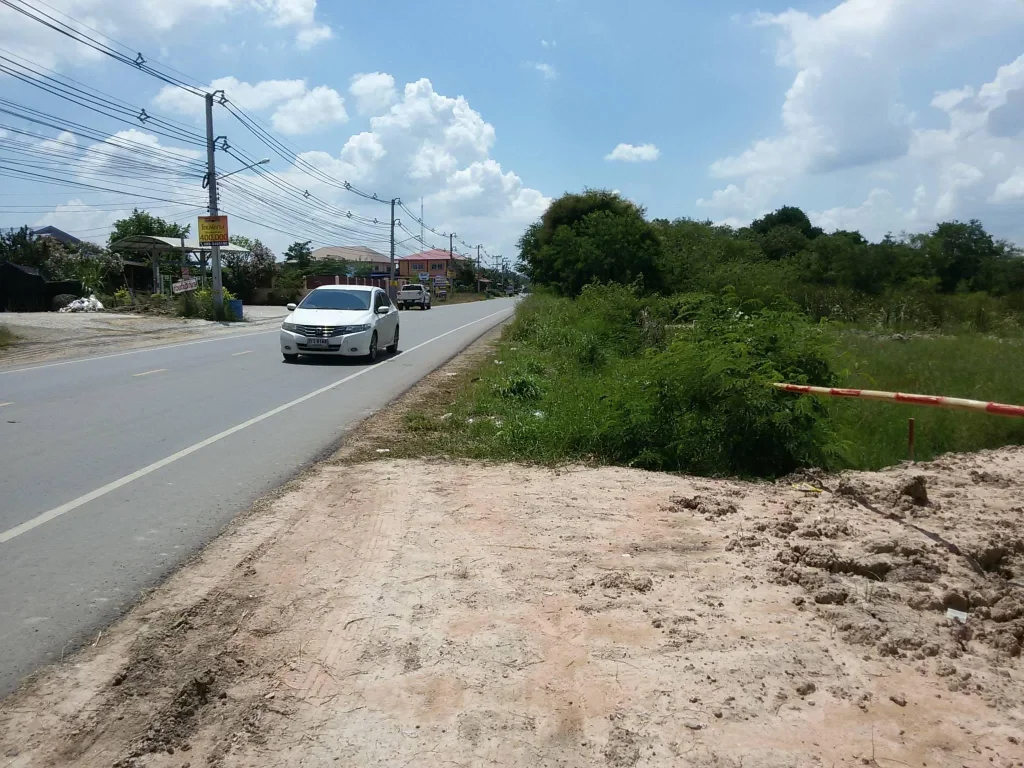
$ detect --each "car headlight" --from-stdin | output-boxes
[341,324,371,334]
[282,322,298,332]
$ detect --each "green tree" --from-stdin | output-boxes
[759,225,809,261]
[223,239,276,302]
[519,190,663,295]
[0,226,58,269]
[923,220,999,293]
[284,240,313,274]
[107,208,189,248]
[751,206,823,240]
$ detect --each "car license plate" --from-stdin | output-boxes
[305,337,330,347]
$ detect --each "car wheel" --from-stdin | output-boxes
[387,325,399,354]
[366,331,379,363]
[425,301,431,310]
[283,353,299,363]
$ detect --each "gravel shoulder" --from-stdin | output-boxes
[0,306,288,368]
[1,335,1022,767]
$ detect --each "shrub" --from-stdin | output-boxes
[112,287,133,308]
[494,373,543,402]
[594,301,838,476]
[176,287,238,320]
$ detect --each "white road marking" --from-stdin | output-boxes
[231,350,252,357]
[0,402,11,407]
[0,307,513,546]
[0,328,278,376]
[133,368,167,377]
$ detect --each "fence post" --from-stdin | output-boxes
[908,418,916,463]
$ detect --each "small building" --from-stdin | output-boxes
[397,249,469,281]
[311,246,391,274]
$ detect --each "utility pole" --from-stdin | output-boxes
[449,233,454,260]
[204,92,224,318]
[389,197,398,299]
[420,198,424,249]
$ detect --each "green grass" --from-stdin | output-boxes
[393,294,1024,477]
[829,333,1024,469]
[0,325,16,349]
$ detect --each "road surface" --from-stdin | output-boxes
[0,298,515,697]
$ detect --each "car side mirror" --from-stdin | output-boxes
[376,305,390,314]
[286,303,297,311]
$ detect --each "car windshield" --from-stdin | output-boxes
[299,289,371,311]
[404,285,422,291]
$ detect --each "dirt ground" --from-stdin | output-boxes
[1,438,1023,766]
[0,306,286,368]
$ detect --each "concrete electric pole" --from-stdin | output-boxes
[389,197,399,298]
[204,91,224,318]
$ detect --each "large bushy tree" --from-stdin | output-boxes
[108,208,189,247]
[519,189,663,295]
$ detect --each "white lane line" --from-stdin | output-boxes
[0,328,279,376]
[133,368,167,377]
[0,307,513,546]
[232,350,252,357]
[0,402,11,407]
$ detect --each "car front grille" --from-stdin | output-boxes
[293,325,345,338]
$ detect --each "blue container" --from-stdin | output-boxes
[227,299,243,321]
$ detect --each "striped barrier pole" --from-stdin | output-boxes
[773,383,1024,419]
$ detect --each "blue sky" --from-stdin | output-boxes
[2,0,1023,259]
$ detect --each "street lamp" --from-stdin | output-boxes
[202,158,269,188]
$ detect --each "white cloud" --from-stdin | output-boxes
[262,77,548,256]
[991,168,1024,203]
[540,39,556,48]
[0,0,331,68]
[605,143,660,162]
[154,77,347,135]
[349,73,398,116]
[270,86,348,134]
[527,62,558,80]
[296,23,333,50]
[153,76,307,115]
[811,188,896,233]
[697,1,1024,240]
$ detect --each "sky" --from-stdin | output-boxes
[1,0,1024,263]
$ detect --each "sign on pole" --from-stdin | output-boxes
[418,272,430,282]
[198,215,229,246]
[172,277,198,294]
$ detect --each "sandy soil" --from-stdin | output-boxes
[1,446,1022,767]
[0,306,287,367]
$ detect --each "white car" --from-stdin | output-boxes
[280,286,399,363]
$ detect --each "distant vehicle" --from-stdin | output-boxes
[397,283,431,310]
[280,286,399,363]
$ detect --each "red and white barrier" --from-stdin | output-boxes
[774,383,1024,419]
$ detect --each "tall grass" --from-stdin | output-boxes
[399,291,1024,477]
[0,325,15,349]
[830,334,1024,469]
[401,288,839,478]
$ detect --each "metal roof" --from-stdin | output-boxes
[108,235,249,253]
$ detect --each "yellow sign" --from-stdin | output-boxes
[198,215,229,246]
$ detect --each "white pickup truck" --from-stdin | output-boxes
[397,283,431,310]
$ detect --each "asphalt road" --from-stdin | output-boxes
[0,298,516,697]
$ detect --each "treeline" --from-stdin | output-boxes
[520,191,1024,332]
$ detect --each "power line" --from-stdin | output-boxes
[3,0,496,254]
[0,0,205,96]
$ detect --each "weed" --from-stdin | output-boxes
[0,325,16,349]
